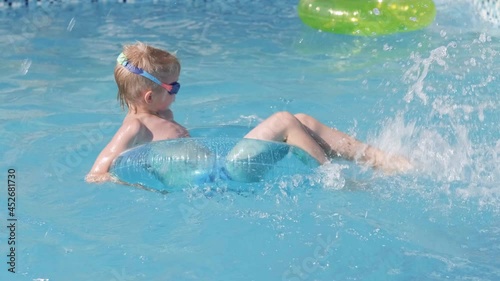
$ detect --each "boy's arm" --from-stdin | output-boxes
[85,120,142,183]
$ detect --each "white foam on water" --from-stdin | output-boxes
[368,116,499,214]
[311,162,348,190]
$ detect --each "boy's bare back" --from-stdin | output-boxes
[125,110,189,144]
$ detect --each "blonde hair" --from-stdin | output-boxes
[114,42,180,110]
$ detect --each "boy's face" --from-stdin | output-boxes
[152,74,179,111]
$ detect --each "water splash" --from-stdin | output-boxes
[473,0,500,26]
[311,162,348,190]
[361,31,500,210]
[373,102,497,210]
[375,114,475,182]
[402,44,452,105]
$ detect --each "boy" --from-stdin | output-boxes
[86,42,411,183]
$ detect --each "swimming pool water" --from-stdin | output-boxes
[0,0,499,280]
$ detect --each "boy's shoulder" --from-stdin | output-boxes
[121,116,144,132]
[123,113,188,140]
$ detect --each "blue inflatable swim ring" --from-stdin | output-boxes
[110,126,320,192]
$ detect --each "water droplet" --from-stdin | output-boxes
[20,59,31,75]
[479,33,487,43]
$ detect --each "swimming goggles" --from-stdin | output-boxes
[117,52,180,95]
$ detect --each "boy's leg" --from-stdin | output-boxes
[243,112,328,163]
[294,113,412,172]
[293,113,366,160]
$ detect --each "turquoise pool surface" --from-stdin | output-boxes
[0,0,499,280]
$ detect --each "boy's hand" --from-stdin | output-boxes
[85,172,113,183]
[86,173,159,192]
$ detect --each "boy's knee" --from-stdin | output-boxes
[294,113,312,125]
[272,111,295,123]
[267,111,302,129]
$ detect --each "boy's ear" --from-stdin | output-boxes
[143,90,154,103]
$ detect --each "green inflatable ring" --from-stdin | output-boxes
[298,0,436,36]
